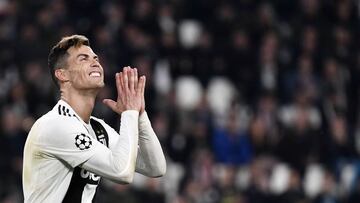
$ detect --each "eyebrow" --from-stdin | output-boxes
[76,53,99,60]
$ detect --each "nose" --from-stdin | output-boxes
[91,63,100,68]
[91,59,101,68]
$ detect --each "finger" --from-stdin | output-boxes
[129,68,135,93]
[134,68,138,90]
[126,66,132,81]
[102,99,118,112]
[115,73,122,95]
[141,76,146,97]
[123,67,130,93]
[119,72,125,94]
[137,76,145,96]
[118,72,127,100]
[122,66,129,89]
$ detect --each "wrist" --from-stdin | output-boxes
[139,111,151,131]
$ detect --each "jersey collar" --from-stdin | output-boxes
[57,99,90,125]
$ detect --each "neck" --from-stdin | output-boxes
[60,88,98,123]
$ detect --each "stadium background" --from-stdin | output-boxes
[0,0,360,202]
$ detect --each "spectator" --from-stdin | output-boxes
[0,0,359,202]
[212,106,252,165]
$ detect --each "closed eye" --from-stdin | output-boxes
[77,54,99,62]
[77,54,89,61]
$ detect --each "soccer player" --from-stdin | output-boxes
[22,35,166,203]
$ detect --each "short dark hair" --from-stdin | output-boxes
[48,35,90,88]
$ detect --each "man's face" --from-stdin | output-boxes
[65,45,105,90]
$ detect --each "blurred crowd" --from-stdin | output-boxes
[0,0,360,202]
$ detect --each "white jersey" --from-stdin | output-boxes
[22,100,163,203]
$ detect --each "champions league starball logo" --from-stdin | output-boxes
[75,133,92,150]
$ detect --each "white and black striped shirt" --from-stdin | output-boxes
[23,100,166,203]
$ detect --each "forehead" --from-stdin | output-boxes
[67,45,96,57]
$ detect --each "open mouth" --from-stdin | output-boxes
[89,71,101,77]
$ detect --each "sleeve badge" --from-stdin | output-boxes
[75,133,92,150]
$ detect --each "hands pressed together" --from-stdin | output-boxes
[103,66,146,115]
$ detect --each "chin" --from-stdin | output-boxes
[85,81,105,90]
[93,78,105,86]
[99,82,105,88]
[94,82,105,89]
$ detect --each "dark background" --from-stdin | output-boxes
[0,0,360,202]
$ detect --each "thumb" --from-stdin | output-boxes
[102,99,118,112]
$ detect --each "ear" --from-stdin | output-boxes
[55,68,70,83]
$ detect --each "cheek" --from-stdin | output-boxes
[70,68,87,83]
[79,71,91,84]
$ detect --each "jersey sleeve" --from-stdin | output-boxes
[81,110,139,183]
[35,117,100,168]
[93,112,166,177]
[136,111,166,177]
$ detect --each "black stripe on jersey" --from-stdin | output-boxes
[58,105,61,115]
[58,105,75,117]
[62,167,100,203]
[62,119,109,203]
[62,106,66,116]
[90,119,109,147]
